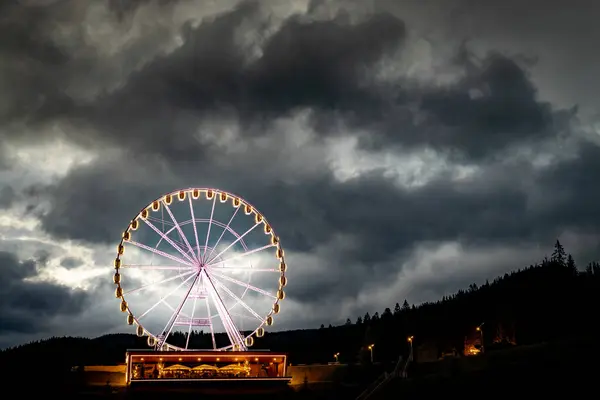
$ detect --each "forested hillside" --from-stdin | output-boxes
[2,241,598,372]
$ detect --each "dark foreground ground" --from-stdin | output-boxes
[5,334,598,399]
[373,334,599,399]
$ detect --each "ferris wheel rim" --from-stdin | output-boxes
[113,187,287,351]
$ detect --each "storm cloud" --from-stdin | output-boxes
[0,251,88,340]
[0,0,599,346]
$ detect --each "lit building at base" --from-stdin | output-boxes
[125,350,289,385]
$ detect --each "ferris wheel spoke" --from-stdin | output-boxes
[208,270,277,299]
[212,278,264,321]
[188,196,202,261]
[172,237,190,252]
[204,206,240,263]
[163,203,199,264]
[201,196,217,263]
[203,271,246,349]
[141,218,197,265]
[127,240,194,267]
[123,270,197,295]
[205,222,262,265]
[205,243,277,268]
[138,290,190,320]
[147,216,174,227]
[160,297,194,318]
[121,264,194,271]
[138,272,198,320]
[211,267,279,272]
[156,272,201,349]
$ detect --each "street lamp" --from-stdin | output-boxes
[368,344,375,363]
[407,336,414,361]
[476,323,485,353]
[334,352,340,363]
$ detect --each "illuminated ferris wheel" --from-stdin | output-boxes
[112,188,287,351]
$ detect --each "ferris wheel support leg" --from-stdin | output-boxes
[210,287,245,350]
[204,273,236,346]
[156,272,201,350]
[203,271,246,350]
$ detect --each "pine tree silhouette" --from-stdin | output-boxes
[363,312,371,323]
[382,307,393,320]
[552,239,566,266]
[567,254,577,274]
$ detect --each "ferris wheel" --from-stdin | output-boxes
[112,188,287,351]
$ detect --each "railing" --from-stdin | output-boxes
[355,372,391,400]
[398,345,413,378]
[356,346,413,400]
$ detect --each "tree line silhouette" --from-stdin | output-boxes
[1,240,598,379]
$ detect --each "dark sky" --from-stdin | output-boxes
[0,0,599,349]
